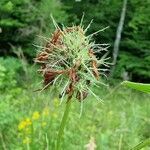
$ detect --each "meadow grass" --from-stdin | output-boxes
[0,78,150,149]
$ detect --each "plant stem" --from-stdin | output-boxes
[0,132,7,150]
[56,98,72,150]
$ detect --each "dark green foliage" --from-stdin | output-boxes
[115,52,150,82]
[118,0,150,81]
[0,0,68,56]
[0,0,37,54]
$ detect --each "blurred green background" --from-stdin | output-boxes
[0,0,150,149]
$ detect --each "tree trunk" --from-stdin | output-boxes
[110,0,128,76]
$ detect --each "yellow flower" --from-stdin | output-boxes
[42,107,49,116]
[18,118,32,131]
[23,137,31,144]
[18,120,26,131]
[32,111,40,120]
[25,118,32,126]
[41,122,47,127]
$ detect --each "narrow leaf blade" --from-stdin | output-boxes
[130,138,150,150]
[121,81,150,93]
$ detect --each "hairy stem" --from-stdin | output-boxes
[56,98,72,150]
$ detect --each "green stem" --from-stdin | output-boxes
[56,99,72,150]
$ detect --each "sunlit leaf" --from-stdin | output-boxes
[121,81,150,93]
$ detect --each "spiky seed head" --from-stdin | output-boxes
[35,22,109,102]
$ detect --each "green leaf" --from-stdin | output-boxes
[121,81,150,93]
[0,19,25,27]
[130,138,150,150]
[3,1,14,12]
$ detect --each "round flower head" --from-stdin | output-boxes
[35,19,109,102]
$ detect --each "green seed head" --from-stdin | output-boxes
[35,20,109,102]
